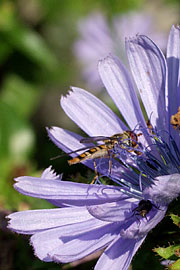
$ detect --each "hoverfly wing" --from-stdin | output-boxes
[50,145,93,161]
[80,136,111,144]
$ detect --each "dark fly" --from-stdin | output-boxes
[132,200,153,218]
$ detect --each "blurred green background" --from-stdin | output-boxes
[0,0,179,269]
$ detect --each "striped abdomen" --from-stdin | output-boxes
[68,144,111,165]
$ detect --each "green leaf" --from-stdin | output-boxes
[1,74,40,119]
[170,214,180,228]
[170,258,180,270]
[0,1,58,70]
[153,245,180,259]
[0,101,35,160]
[0,39,12,63]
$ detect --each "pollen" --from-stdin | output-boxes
[170,107,180,129]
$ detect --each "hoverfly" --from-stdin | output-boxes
[68,131,140,164]
[52,131,141,184]
[70,131,141,183]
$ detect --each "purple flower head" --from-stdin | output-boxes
[74,11,168,90]
[7,25,180,269]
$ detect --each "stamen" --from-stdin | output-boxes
[90,126,180,201]
[169,135,180,164]
[152,134,180,173]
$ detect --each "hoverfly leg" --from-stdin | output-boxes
[90,160,99,184]
[107,150,113,176]
[108,151,116,176]
[108,157,112,176]
[90,174,98,185]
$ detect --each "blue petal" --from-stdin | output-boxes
[98,54,146,130]
[61,87,126,136]
[120,207,166,239]
[166,25,180,148]
[143,173,180,206]
[41,166,62,180]
[7,207,93,234]
[31,222,119,262]
[87,198,137,222]
[126,35,167,132]
[47,126,85,154]
[95,236,146,270]
[14,176,127,206]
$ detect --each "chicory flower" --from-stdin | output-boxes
[7,25,180,269]
[74,11,167,90]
